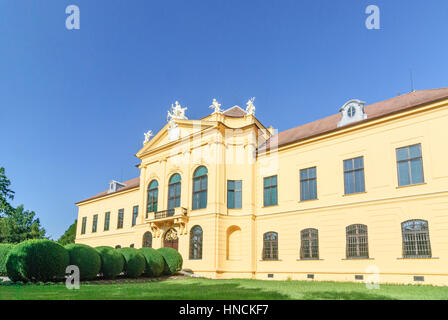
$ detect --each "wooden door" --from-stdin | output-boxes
[163,228,179,251]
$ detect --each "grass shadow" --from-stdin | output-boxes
[302,290,396,300]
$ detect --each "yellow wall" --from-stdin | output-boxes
[75,99,448,285]
[76,188,141,248]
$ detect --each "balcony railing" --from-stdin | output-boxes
[154,209,175,220]
[146,207,187,221]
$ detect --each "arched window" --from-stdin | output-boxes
[346,224,368,258]
[189,225,203,260]
[147,180,159,217]
[130,244,134,248]
[142,231,152,248]
[300,228,319,259]
[115,245,121,249]
[402,220,431,258]
[192,166,208,210]
[262,232,278,260]
[168,174,181,210]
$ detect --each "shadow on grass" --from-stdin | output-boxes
[0,280,290,300]
[0,279,399,300]
[302,290,395,300]
[131,281,291,300]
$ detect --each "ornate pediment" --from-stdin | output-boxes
[136,120,216,159]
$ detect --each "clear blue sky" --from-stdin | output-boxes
[1,0,447,239]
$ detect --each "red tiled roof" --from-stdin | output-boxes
[76,177,140,205]
[259,88,448,152]
[223,105,247,117]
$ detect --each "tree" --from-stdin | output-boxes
[0,167,47,243]
[0,205,46,243]
[0,167,14,216]
[58,220,77,245]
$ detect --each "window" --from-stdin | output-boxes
[396,144,424,186]
[104,212,110,231]
[115,245,121,249]
[142,231,152,248]
[117,209,124,229]
[300,167,317,201]
[401,220,431,258]
[343,157,365,194]
[92,214,98,233]
[132,205,138,227]
[347,105,356,118]
[262,232,278,260]
[168,174,181,210]
[189,225,203,259]
[227,180,242,209]
[300,228,319,259]
[263,176,278,207]
[147,180,159,217]
[192,166,208,210]
[130,244,134,248]
[346,224,369,258]
[81,217,87,235]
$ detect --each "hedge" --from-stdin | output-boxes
[157,247,183,275]
[0,244,14,276]
[95,246,125,279]
[65,244,101,280]
[139,248,164,277]
[5,239,69,282]
[117,248,146,278]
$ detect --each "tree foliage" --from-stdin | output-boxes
[0,167,46,243]
[58,220,77,245]
[0,205,46,243]
[0,167,14,216]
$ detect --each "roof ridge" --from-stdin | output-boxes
[259,87,448,151]
[76,176,140,204]
[222,105,247,118]
[224,105,246,112]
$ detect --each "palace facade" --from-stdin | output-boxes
[75,89,448,285]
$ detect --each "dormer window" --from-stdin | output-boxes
[108,180,126,193]
[337,99,367,127]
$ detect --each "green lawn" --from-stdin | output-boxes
[0,278,447,300]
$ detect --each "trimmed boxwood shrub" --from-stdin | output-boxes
[5,239,69,282]
[117,247,146,278]
[139,248,164,277]
[65,244,101,280]
[0,244,14,276]
[157,247,183,275]
[95,246,125,279]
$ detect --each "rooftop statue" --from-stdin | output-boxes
[167,101,188,122]
[209,98,222,113]
[143,130,153,145]
[246,97,256,115]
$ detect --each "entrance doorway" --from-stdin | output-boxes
[163,228,178,250]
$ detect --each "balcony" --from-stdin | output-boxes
[155,209,175,220]
[146,207,189,238]
[146,207,188,222]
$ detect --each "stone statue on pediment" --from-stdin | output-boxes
[246,97,256,115]
[209,98,222,113]
[143,130,153,145]
[167,101,188,122]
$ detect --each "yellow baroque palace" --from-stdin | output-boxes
[76,89,448,285]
